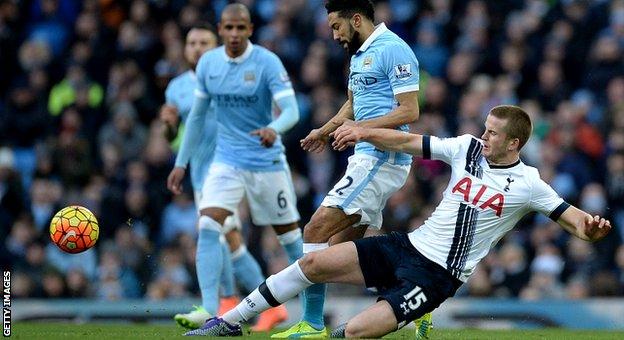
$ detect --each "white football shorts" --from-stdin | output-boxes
[199,162,300,226]
[321,154,410,230]
[194,189,242,233]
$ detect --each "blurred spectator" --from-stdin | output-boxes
[45,242,97,280]
[48,62,103,117]
[42,268,68,298]
[147,246,191,300]
[412,21,449,77]
[493,242,530,297]
[27,0,77,57]
[160,186,196,245]
[0,79,49,189]
[51,107,93,189]
[66,268,92,297]
[96,247,141,300]
[98,101,147,163]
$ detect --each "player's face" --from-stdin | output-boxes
[481,114,515,162]
[218,13,253,57]
[328,12,362,55]
[184,29,217,69]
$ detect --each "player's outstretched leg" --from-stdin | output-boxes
[175,216,223,329]
[226,229,289,332]
[273,208,360,338]
[254,225,304,333]
[189,242,363,337]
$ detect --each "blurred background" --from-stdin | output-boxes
[2,0,624,329]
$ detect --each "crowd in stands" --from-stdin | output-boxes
[1,0,623,301]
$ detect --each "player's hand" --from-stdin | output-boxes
[330,121,365,152]
[300,129,329,153]
[582,214,612,241]
[159,105,179,127]
[167,167,186,195]
[251,127,278,147]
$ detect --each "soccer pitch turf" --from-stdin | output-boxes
[10,322,624,339]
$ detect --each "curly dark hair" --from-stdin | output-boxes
[325,0,375,21]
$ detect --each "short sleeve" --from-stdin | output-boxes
[194,54,210,99]
[164,82,176,106]
[424,134,470,164]
[383,43,419,95]
[530,177,569,219]
[265,53,295,101]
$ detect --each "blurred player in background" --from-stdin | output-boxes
[167,3,303,332]
[279,0,422,337]
[188,105,612,338]
[159,22,245,329]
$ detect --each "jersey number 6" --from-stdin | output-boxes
[277,190,287,209]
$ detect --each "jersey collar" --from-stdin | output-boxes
[224,42,254,64]
[357,22,388,54]
[487,159,521,169]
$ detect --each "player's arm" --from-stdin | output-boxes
[253,53,300,147]
[355,42,421,129]
[331,124,423,156]
[301,91,354,153]
[251,93,299,147]
[166,93,211,195]
[556,205,612,242]
[159,104,180,142]
[321,92,355,135]
[355,90,419,129]
[531,178,612,242]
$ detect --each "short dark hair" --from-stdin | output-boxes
[489,105,532,150]
[325,0,375,21]
[187,21,216,35]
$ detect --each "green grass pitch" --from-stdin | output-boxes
[11,322,624,339]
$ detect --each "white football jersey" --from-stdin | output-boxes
[408,134,569,282]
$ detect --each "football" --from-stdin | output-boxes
[49,205,99,254]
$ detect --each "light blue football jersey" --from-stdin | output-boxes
[195,43,295,171]
[348,23,419,165]
[165,70,216,190]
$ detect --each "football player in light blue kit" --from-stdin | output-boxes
[167,3,303,332]
[276,0,425,338]
[161,23,247,329]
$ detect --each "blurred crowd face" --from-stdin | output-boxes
[327,11,362,55]
[481,114,517,163]
[218,9,253,57]
[184,28,217,69]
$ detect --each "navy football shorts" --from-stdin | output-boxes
[354,232,463,328]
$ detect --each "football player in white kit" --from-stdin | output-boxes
[185,105,612,338]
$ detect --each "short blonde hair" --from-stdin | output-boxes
[489,105,532,149]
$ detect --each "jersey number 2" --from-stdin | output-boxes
[335,176,354,196]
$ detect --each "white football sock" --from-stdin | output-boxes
[222,261,313,324]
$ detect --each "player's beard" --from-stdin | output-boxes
[345,25,362,55]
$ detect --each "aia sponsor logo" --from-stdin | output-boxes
[452,177,504,217]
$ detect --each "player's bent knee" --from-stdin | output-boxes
[303,210,336,242]
[344,322,367,338]
[298,253,324,282]
[199,207,230,225]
